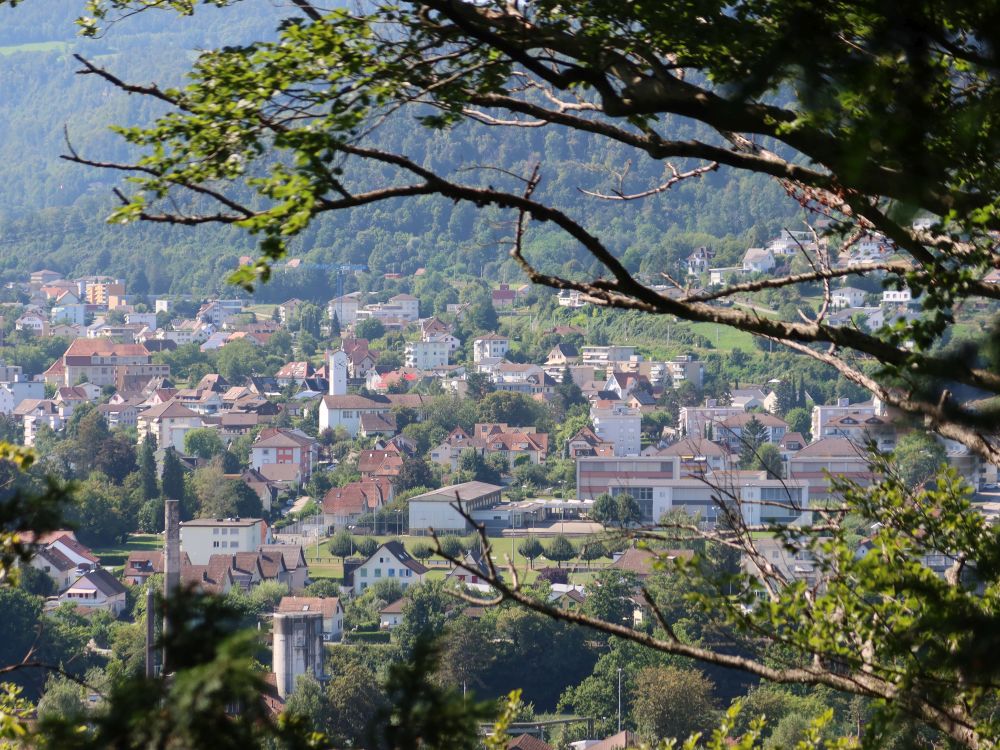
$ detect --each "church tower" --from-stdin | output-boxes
[329,349,348,395]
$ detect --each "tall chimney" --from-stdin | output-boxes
[163,497,181,670]
[144,584,155,679]
[164,498,180,594]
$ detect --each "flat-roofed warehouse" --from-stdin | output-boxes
[408,481,503,534]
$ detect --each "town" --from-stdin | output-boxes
[4,224,997,746]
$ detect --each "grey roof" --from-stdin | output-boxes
[408,481,504,503]
[75,568,127,597]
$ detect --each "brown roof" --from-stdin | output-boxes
[380,598,406,615]
[792,437,867,459]
[611,547,693,577]
[657,438,730,457]
[277,596,341,619]
[508,735,554,750]
[140,400,202,420]
[717,412,789,428]
[261,544,307,571]
[64,339,150,357]
[587,731,638,750]
[52,534,100,564]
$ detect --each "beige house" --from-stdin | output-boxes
[137,401,204,451]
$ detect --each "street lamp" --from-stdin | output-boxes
[348,525,355,556]
[394,508,401,537]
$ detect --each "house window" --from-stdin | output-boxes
[359,569,367,577]
[375,569,382,578]
[230,541,238,548]
[388,569,395,577]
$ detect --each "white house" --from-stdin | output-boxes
[137,401,203,452]
[180,517,268,565]
[379,598,405,629]
[473,334,510,363]
[0,380,44,414]
[404,340,449,370]
[882,287,913,304]
[590,400,642,456]
[388,294,419,321]
[742,247,776,274]
[831,287,867,309]
[352,541,428,595]
[328,294,361,326]
[319,392,425,437]
[250,427,318,484]
[60,568,128,616]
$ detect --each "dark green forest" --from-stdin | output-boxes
[0,0,802,300]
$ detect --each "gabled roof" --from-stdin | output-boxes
[139,400,201,420]
[657,438,730,457]
[64,339,150,358]
[35,545,76,572]
[717,412,788,429]
[70,568,127,597]
[365,540,428,575]
[261,544,307,571]
[254,427,315,449]
[52,534,100,564]
[792,437,867,458]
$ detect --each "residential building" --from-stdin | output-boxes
[388,294,419,320]
[491,283,517,309]
[686,246,715,275]
[581,346,638,367]
[787,438,874,502]
[679,402,746,440]
[714,413,788,454]
[882,287,913,305]
[473,334,510,363]
[196,299,244,327]
[318,392,425,437]
[810,398,878,442]
[566,426,616,458]
[251,428,318,484]
[352,540,428,594]
[28,546,78,592]
[821,413,897,451]
[60,568,128,616]
[408,481,504,535]
[590,400,641,456]
[275,361,314,387]
[664,355,704,389]
[137,401,203,451]
[322,478,393,527]
[48,339,168,388]
[404,340,449,369]
[180,517,269,565]
[742,247,776,273]
[14,399,70,446]
[84,280,125,306]
[15,313,48,336]
[0,380,43,414]
[656,438,733,476]
[328,293,360,326]
[379,598,406,629]
[544,344,580,367]
[831,287,868,308]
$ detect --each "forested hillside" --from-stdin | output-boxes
[0,1,803,298]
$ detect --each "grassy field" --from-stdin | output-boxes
[93,533,162,568]
[0,41,70,56]
[689,321,756,351]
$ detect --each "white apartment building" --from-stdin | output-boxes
[328,294,360,326]
[882,288,913,304]
[590,401,642,456]
[809,398,878,442]
[404,340,449,370]
[180,517,268,565]
[472,334,510,363]
[581,346,638,367]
